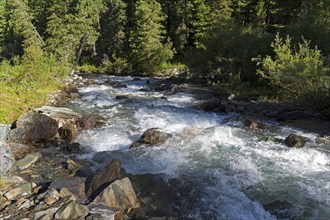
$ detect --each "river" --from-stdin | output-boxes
[67,75,329,219]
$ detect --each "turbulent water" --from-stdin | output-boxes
[68,75,329,220]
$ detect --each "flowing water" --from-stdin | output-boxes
[68,75,329,220]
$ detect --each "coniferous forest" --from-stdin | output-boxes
[0,0,330,122]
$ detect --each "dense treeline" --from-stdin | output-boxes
[0,0,330,121]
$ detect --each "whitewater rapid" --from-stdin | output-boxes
[68,75,329,219]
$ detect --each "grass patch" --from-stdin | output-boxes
[0,46,68,123]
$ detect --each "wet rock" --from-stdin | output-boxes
[284,134,307,148]
[93,177,140,214]
[4,182,33,200]
[87,159,123,198]
[76,115,98,130]
[106,80,128,88]
[315,136,330,145]
[84,79,96,86]
[130,128,171,148]
[244,119,265,130]
[54,200,89,220]
[44,189,60,205]
[0,124,10,141]
[14,152,42,170]
[116,95,130,100]
[59,123,78,143]
[199,98,224,112]
[49,177,87,201]
[70,92,81,100]
[15,112,58,144]
[225,104,236,113]
[0,142,15,175]
[133,77,142,81]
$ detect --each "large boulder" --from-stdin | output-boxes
[93,177,140,214]
[130,128,171,148]
[284,134,307,148]
[87,159,123,198]
[13,112,58,144]
[0,142,15,175]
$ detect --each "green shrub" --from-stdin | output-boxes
[186,22,273,84]
[258,34,330,109]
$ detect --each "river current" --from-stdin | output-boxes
[67,75,329,219]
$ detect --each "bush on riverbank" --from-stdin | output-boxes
[257,34,330,111]
[0,46,67,123]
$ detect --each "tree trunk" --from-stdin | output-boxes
[71,32,89,75]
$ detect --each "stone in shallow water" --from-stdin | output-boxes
[284,134,307,148]
[14,152,42,170]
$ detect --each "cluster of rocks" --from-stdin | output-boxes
[0,107,142,219]
[0,151,140,219]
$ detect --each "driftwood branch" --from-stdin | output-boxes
[71,32,89,75]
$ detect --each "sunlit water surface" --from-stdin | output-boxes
[68,75,330,219]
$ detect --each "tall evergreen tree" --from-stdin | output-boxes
[46,0,104,63]
[0,0,42,59]
[129,0,174,73]
[97,0,127,62]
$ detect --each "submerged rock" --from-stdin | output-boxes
[284,134,307,148]
[87,159,123,198]
[244,119,265,130]
[130,128,171,148]
[93,177,140,214]
[60,142,84,154]
[0,142,15,175]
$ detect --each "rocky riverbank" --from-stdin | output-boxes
[1,73,329,219]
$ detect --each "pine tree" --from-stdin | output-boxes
[97,0,127,61]
[46,0,104,64]
[1,0,42,58]
[129,0,174,73]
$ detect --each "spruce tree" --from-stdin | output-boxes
[97,0,127,61]
[46,0,104,64]
[129,0,174,73]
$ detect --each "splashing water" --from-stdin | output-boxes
[69,75,330,219]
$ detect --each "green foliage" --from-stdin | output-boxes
[101,54,130,74]
[129,0,174,73]
[186,22,273,83]
[97,0,127,61]
[258,34,330,108]
[46,0,104,64]
[0,46,67,123]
